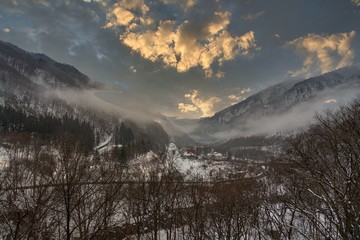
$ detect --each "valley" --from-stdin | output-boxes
[0,38,359,239]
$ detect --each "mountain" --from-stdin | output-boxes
[0,40,169,153]
[191,65,360,142]
[154,114,196,147]
[93,91,195,147]
[3,39,359,150]
[0,40,96,89]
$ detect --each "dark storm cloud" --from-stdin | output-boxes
[0,0,359,118]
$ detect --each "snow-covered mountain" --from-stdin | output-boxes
[3,39,359,149]
[191,65,360,142]
[0,40,170,152]
[0,40,99,89]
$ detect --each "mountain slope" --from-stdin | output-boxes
[193,65,360,142]
[0,40,170,152]
[0,40,95,89]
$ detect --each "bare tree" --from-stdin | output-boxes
[50,137,127,240]
[0,134,56,239]
[281,97,360,239]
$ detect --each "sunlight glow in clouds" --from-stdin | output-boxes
[178,90,221,117]
[104,0,258,77]
[178,87,252,117]
[287,31,356,77]
[352,0,360,6]
[228,87,251,105]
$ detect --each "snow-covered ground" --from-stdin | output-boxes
[94,135,113,151]
[171,157,232,180]
[128,151,169,180]
[0,146,8,169]
[167,143,233,180]
[127,143,261,181]
[128,143,231,180]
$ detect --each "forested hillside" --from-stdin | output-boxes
[0,95,358,239]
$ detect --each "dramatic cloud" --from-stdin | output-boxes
[241,11,265,21]
[105,5,135,27]
[104,0,257,77]
[227,87,251,105]
[178,90,221,117]
[2,28,10,33]
[1,0,359,120]
[352,0,360,6]
[287,31,356,77]
[178,87,251,117]
[228,95,241,105]
[103,0,150,28]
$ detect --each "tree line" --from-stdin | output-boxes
[0,96,359,239]
[0,105,95,152]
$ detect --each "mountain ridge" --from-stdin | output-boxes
[187,64,360,142]
[0,40,94,89]
[0,40,171,152]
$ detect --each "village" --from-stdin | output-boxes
[166,143,270,180]
[178,146,228,161]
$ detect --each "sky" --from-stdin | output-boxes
[0,0,359,118]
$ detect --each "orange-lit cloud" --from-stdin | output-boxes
[178,87,252,117]
[352,0,360,6]
[228,94,241,104]
[104,0,149,28]
[105,5,134,27]
[178,90,221,117]
[287,31,356,77]
[119,0,149,14]
[104,1,258,77]
[227,87,251,105]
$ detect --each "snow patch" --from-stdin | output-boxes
[0,146,8,169]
